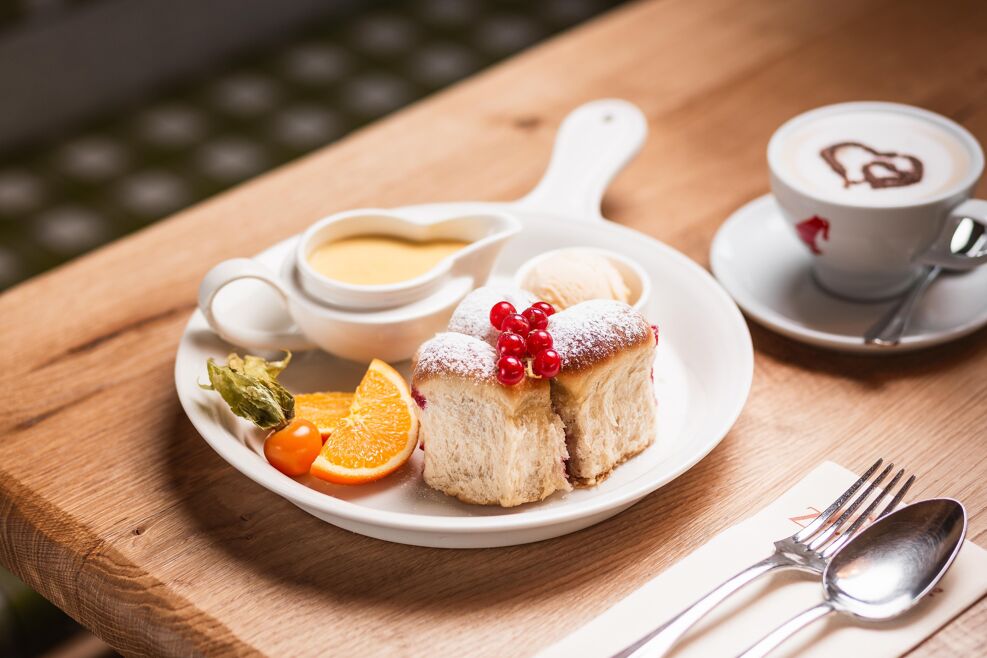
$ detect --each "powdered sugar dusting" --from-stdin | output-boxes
[414,332,498,383]
[549,300,653,371]
[447,286,536,346]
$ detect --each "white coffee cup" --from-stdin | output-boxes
[768,101,987,301]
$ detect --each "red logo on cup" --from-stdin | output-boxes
[796,216,830,255]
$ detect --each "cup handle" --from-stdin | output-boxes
[920,199,987,268]
[516,99,647,222]
[198,258,315,351]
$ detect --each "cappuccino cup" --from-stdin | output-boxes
[768,102,987,300]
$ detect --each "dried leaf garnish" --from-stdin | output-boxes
[200,352,295,430]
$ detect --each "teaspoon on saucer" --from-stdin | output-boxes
[865,217,987,346]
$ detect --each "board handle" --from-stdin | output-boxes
[516,99,647,222]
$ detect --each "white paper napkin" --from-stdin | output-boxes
[539,461,987,658]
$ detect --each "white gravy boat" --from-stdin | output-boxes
[197,99,650,362]
[295,210,520,310]
[199,210,518,360]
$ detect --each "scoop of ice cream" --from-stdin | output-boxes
[520,249,630,310]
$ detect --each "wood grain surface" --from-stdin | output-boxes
[2,0,987,655]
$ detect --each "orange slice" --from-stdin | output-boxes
[309,359,419,484]
[294,391,354,436]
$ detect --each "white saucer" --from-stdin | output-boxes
[711,194,987,353]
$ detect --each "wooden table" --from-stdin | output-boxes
[2,0,986,655]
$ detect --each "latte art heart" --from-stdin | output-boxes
[773,106,973,208]
[820,141,924,189]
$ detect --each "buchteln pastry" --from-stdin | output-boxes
[548,299,658,484]
[413,286,657,507]
[412,332,571,507]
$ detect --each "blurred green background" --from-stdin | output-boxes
[0,0,624,292]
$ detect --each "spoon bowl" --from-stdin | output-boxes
[827,498,967,620]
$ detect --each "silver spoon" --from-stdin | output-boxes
[865,217,987,346]
[737,498,967,657]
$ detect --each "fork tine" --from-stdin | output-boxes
[793,458,883,542]
[878,474,915,519]
[807,462,893,550]
[821,468,905,557]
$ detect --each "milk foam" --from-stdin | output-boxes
[775,109,973,206]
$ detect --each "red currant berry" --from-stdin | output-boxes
[533,348,561,378]
[489,301,516,330]
[500,313,530,336]
[525,329,553,355]
[522,306,549,330]
[496,331,527,357]
[651,324,660,346]
[531,301,556,317]
[496,355,525,386]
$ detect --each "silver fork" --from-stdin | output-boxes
[611,458,914,658]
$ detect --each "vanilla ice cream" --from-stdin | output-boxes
[520,249,630,310]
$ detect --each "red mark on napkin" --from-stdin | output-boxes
[788,507,821,529]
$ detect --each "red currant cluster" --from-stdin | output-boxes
[489,300,562,386]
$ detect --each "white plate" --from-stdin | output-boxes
[174,100,754,548]
[711,194,987,353]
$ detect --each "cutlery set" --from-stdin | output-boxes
[611,459,968,657]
